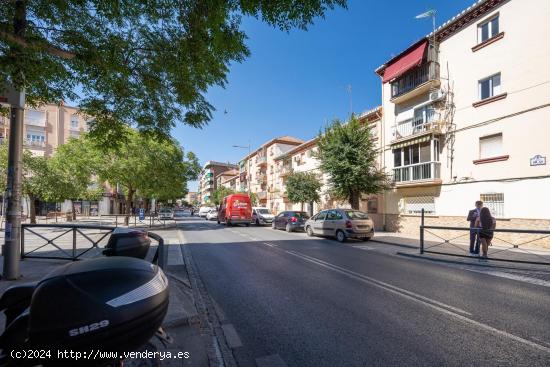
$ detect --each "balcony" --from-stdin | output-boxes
[393,161,441,186]
[390,62,440,104]
[279,165,293,177]
[24,140,46,148]
[256,156,267,165]
[257,191,267,200]
[392,110,443,142]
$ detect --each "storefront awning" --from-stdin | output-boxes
[391,134,431,149]
[382,41,427,83]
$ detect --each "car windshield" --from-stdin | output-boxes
[257,209,271,214]
[345,210,369,220]
[292,212,309,219]
[160,209,171,213]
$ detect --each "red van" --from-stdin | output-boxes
[217,194,252,226]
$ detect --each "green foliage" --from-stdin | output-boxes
[0,0,346,141]
[212,187,235,206]
[316,115,389,209]
[285,171,321,208]
[248,192,259,206]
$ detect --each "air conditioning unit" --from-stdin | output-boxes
[429,90,445,102]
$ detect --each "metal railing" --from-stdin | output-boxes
[392,111,441,140]
[419,209,550,265]
[20,223,167,269]
[99,214,177,228]
[391,61,440,98]
[393,161,440,183]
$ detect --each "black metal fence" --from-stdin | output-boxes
[20,223,167,269]
[419,209,550,266]
[99,214,177,228]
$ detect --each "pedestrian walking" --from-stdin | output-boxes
[467,200,483,256]
[475,207,496,259]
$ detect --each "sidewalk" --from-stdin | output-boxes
[0,229,210,366]
[371,231,550,272]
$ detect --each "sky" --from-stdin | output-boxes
[173,0,476,192]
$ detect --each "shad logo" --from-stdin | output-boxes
[69,320,110,336]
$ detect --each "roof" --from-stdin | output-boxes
[215,169,239,180]
[375,0,507,75]
[358,106,382,121]
[239,135,304,161]
[203,161,238,170]
[274,138,318,161]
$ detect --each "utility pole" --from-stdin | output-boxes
[3,0,27,280]
[346,84,353,117]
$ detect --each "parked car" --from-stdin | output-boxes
[252,207,274,225]
[158,208,173,220]
[272,211,309,232]
[173,209,187,219]
[199,206,215,218]
[206,209,218,221]
[304,209,374,242]
[218,194,252,226]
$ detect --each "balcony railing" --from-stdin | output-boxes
[393,161,441,183]
[24,140,46,148]
[279,165,293,176]
[392,110,441,140]
[257,191,267,200]
[391,62,439,99]
[256,156,267,165]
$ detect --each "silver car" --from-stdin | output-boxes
[304,209,374,242]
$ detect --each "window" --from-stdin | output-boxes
[316,211,327,221]
[478,73,501,100]
[326,210,343,220]
[478,15,499,43]
[403,196,436,215]
[480,193,504,218]
[25,110,46,126]
[393,149,402,167]
[479,134,503,159]
[70,114,79,129]
[367,198,378,214]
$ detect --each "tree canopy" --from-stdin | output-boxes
[0,0,346,140]
[211,187,235,207]
[316,115,389,209]
[285,171,321,211]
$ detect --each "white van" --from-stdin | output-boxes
[199,206,215,218]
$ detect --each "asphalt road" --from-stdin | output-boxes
[181,217,550,367]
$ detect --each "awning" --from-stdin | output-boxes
[382,41,427,83]
[391,134,431,149]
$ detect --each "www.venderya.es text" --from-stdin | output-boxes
[11,349,190,361]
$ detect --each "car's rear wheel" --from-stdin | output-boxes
[245,223,250,227]
[361,237,371,241]
[285,223,292,233]
[306,226,314,237]
[336,230,347,243]
[226,219,232,227]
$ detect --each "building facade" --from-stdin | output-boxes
[376,0,550,235]
[198,161,239,204]
[0,102,123,216]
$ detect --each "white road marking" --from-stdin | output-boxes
[263,242,277,248]
[353,245,375,250]
[284,250,550,354]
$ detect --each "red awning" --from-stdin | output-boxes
[382,41,427,83]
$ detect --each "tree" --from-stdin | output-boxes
[45,137,103,219]
[285,171,321,212]
[248,192,259,207]
[316,115,389,210]
[0,0,346,139]
[212,187,235,207]
[98,129,200,225]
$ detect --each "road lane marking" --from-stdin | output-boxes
[464,268,550,288]
[263,242,277,248]
[284,250,550,354]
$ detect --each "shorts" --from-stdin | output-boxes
[479,229,493,240]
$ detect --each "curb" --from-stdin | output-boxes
[370,238,418,249]
[396,251,547,271]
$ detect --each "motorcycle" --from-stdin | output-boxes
[0,228,170,366]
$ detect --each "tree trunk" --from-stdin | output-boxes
[349,190,360,210]
[124,188,134,226]
[71,200,76,220]
[300,202,304,212]
[29,195,36,224]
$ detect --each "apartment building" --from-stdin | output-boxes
[216,169,239,191]
[0,102,125,216]
[185,192,198,205]
[238,136,303,206]
[376,0,550,234]
[268,108,385,228]
[198,161,238,204]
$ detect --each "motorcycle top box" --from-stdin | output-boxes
[102,227,151,259]
[26,256,169,353]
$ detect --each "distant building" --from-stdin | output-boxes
[198,161,239,204]
[185,192,198,205]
